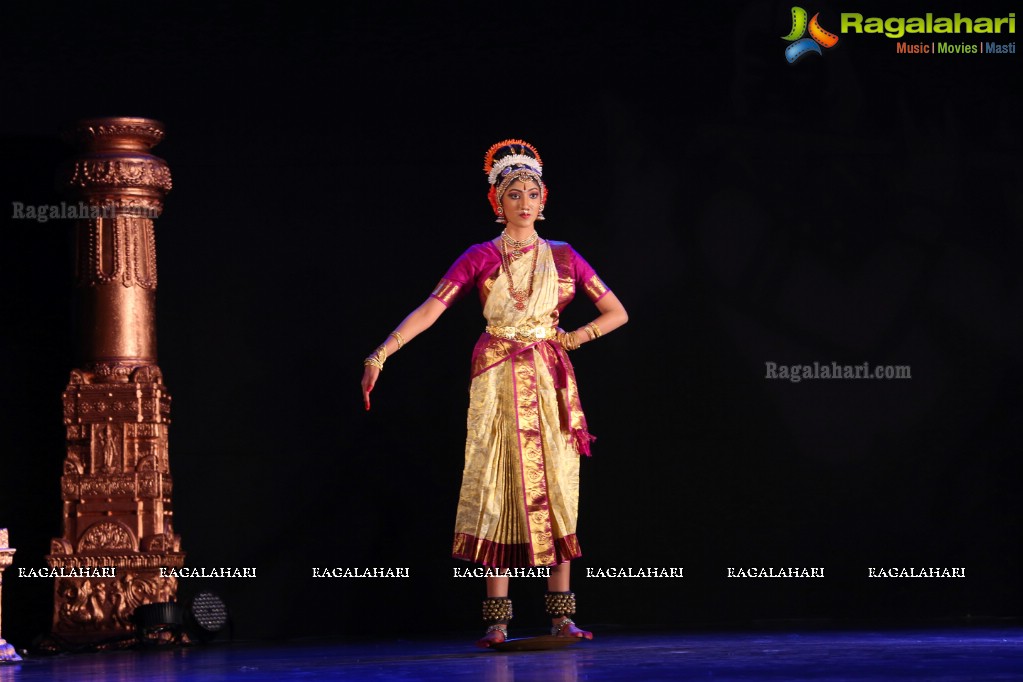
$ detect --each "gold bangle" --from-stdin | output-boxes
[364,344,387,371]
[586,321,602,339]
[388,331,405,349]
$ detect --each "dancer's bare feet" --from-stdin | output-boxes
[552,617,593,640]
[476,625,508,648]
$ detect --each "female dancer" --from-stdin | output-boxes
[361,139,627,647]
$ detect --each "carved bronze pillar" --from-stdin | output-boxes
[0,529,19,662]
[47,118,184,647]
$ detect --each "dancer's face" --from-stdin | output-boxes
[501,179,542,231]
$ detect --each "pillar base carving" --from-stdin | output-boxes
[46,563,182,644]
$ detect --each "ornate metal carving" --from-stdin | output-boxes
[62,158,173,192]
[54,571,177,632]
[63,119,166,149]
[0,529,21,661]
[47,117,185,648]
[50,539,73,556]
[78,522,136,553]
[75,215,159,288]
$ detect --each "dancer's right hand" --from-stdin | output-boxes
[361,365,380,411]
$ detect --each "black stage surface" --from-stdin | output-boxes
[3,626,1021,681]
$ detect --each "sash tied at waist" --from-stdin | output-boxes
[471,328,596,456]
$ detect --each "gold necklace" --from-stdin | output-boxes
[501,229,538,258]
[500,237,540,311]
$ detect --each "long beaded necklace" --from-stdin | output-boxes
[500,231,541,311]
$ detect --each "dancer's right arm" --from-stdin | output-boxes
[361,297,448,411]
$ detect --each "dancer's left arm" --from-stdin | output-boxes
[570,292,628,347]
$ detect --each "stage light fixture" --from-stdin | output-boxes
[133,601,185,645]
[184,590,230,642]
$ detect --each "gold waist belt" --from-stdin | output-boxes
[486,324,558,342]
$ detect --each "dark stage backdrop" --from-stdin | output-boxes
[1,1,1019,644]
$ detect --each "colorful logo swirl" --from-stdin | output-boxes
[782,7,839,63]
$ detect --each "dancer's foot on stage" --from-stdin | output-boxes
[552,617,593,640]
[476,625,508,648]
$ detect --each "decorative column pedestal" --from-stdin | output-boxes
[0,530,20,662]
[44,118,185,650]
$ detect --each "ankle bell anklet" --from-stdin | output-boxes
[544,591,577,617]
[482,596,513,625]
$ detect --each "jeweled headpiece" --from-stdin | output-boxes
[483,139,547,220]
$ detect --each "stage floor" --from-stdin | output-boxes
[2,627,1021,681]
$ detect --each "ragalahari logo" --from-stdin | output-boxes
[782,7,839,63]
